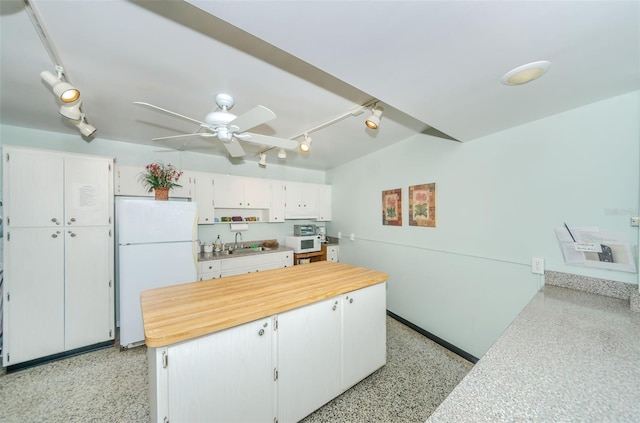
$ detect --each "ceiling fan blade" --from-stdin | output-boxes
[230,105,276,132]
[133,102,205,126]
[243,133,299,150]
[223,138,246,157]
[152,133,215,141]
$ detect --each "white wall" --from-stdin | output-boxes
[0,124,324,246]
[326,91,639,358]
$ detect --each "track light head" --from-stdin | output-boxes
[59,101,83,120]
[299,134,312,153]
[277,148,287,159]
[258,152,267,167]
[365,107,383,130]
[72,114,97,137]
[40,70,80,104]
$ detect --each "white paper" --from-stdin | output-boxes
[555,227,637,273]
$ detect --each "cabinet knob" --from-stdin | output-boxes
[68,231,77,237]
[350,298,354,304]
[258,329,265,336]
[70,217,76,222]
[51,233,58,238]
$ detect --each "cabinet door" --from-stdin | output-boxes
[213,174,244,208]
[193,171,216,224]
[167,318,274,423]
[326,245,339,262]
[317,184,332,221]
[244,177,271,208]
[269,181,286,222]
[3,227,65,365]
[169,169,194,199]
[65,226,114,350]
[342,283,387,390]
[4,148,64,228]
[64,156,113,227]
[278,296,342,423]
[114,164,152,197]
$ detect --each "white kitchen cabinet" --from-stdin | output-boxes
[284,182,319,218]
[114,164,152,197]
[278,296,342,423]
[114,164,193,198]
[198,260,221,281]
[281,250,293,267]
[150,317,274,423]
[317,184,332,221]
[3,227,65,364]
[269,181,286,222]
[327,245,339,262]
[218,251,289,278]
[342,283,387,390]
[64,226,114,350]
[2,146,115,368]
[192,171,216,224]
[214,174,271,209]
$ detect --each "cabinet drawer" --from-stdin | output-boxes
[199,261,221,274]
[220,252,280,270]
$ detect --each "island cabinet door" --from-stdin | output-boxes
[151,317,275,423]
[342,282,387,390]
[277,296,342,423]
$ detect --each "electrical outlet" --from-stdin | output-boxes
[631,217,639,227]
[531,257,544,275]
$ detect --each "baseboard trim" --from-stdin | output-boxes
[387,310,479,364]
[5,340,114,373]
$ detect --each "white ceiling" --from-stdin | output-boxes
[1,1,638,171]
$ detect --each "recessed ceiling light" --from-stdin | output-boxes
[501,61,551,86]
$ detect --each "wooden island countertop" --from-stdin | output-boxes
[141,261,388,348]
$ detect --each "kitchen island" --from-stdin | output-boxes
[141,261,388,423]
[427,284,640,422]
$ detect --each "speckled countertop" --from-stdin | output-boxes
[427,284,640,422]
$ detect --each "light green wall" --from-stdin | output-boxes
[0,124,324,246]
[326,91,640,358]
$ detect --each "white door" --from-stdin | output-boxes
[169,170,194,199]
[342,283,387,390]
[167,318,274,422]
[65,226,114,350]
[269,181,285,222]
[64,156,112,227]
[3,227,65,365]
[5,148,64,228]
[317,184,332,221]
[116,199,197,244]
[278,296,342,423]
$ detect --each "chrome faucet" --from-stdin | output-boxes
[234,232,243,250]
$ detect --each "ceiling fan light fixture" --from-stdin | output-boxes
[299,134,312,153]
[501,61,551,86]
[277,148,287,159]
[365,107,383,130]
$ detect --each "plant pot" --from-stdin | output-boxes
[154,187,169,201]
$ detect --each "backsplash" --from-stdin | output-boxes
[545,270,639,312]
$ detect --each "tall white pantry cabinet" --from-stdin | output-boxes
[2,146,115,368]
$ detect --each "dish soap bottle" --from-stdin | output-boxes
[214,235,222,252]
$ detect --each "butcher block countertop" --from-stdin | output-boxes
[141,261,388,348]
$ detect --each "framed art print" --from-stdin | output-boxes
[409,183,436,227]
[382,188,402,226]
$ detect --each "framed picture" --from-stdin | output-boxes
[409,183,436,227]
[382,188,402,226]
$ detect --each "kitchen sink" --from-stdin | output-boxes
[223,246,272,255]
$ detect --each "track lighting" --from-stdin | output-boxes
[73,114,97,137]
[59,101,83,120]
[299,134,312,153]
[40,69,80,103]
[277,148,287,159]
[258,152,267,167]
[365,107,383,130]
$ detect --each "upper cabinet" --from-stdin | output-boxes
[213,174,270,209]
[317,184,332,222]
[114,164,194,199]
[5,148,112,228]
[191,171,215,224]
[284,182,319,219]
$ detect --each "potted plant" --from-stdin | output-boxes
[138,161,183,200]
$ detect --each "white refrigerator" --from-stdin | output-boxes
[116,198,198,348]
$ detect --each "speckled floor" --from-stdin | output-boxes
[0,317,471,423]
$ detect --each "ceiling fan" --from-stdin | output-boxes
[134,93,298,157]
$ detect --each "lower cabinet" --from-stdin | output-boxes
[149,282,387,423]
